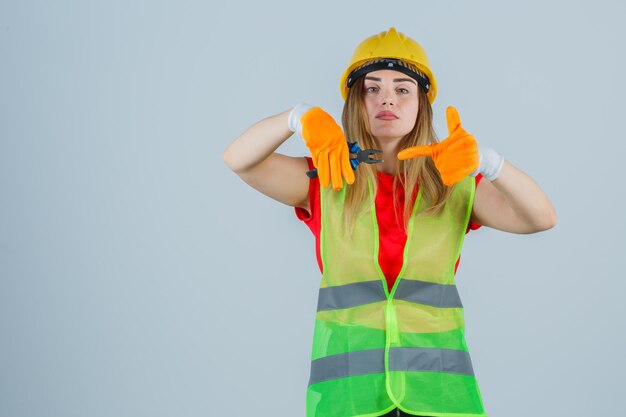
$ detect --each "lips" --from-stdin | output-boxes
[376,111,399,120]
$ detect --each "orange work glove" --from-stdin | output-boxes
[397,106,479,186]
[289,105,355,190]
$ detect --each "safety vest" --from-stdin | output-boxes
[306,175,487,417]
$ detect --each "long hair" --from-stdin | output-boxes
[339,61,454,238]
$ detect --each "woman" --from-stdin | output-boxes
[223,27,556,417]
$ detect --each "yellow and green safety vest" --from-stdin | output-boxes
[307,175,487,417]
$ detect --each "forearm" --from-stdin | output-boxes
[222,108,294,173]
[490,160,557,230]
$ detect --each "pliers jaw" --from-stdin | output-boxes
[348,141,383,169]
[305,141,384,179]
[354,148,383,164]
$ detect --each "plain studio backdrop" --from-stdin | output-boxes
[1,1,624,416]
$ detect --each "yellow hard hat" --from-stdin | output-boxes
[339,27,438,104]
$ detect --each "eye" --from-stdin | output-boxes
[398,87,410,94]
[366,86,379,93]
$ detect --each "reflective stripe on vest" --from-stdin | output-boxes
[306,176,488,417]
[316,279,463,311]
[309,346,475,386]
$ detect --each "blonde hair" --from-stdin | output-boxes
[339,61,453,238]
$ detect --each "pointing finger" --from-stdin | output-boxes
[397,146,433,160]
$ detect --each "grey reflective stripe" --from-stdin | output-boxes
[394,279,464,308]
[389,347,475,376]
[309,347,474,386]
[308,349,385,386]
[317,280,386,311]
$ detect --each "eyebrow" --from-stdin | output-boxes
[364,76,417,85]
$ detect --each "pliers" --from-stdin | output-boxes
[306,141,383,179]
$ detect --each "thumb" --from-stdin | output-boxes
[397,145,434,160]
[446,106,462,136]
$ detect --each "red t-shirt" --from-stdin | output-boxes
[295,157,483,292]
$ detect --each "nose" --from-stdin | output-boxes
[381,96,395,106]
[380,88,395,106]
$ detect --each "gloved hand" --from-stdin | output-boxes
[288,104,355,190]
[397,106,503,185]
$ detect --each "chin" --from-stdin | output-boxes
[372,129,409,141]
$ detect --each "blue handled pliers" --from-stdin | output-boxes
[306,141,383,179]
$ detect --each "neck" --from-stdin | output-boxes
[376,138,401,175]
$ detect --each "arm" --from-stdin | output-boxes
[395,106,556,233]
[470,160,557,234]
[222,108,310,208]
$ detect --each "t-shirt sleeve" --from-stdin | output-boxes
[466,173,483,233]
[294,157,324,273]
[294,156,319,228]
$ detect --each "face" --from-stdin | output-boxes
[362,69,419,143]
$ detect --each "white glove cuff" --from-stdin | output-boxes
[288,103,315,136]
[473,146,504,181]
